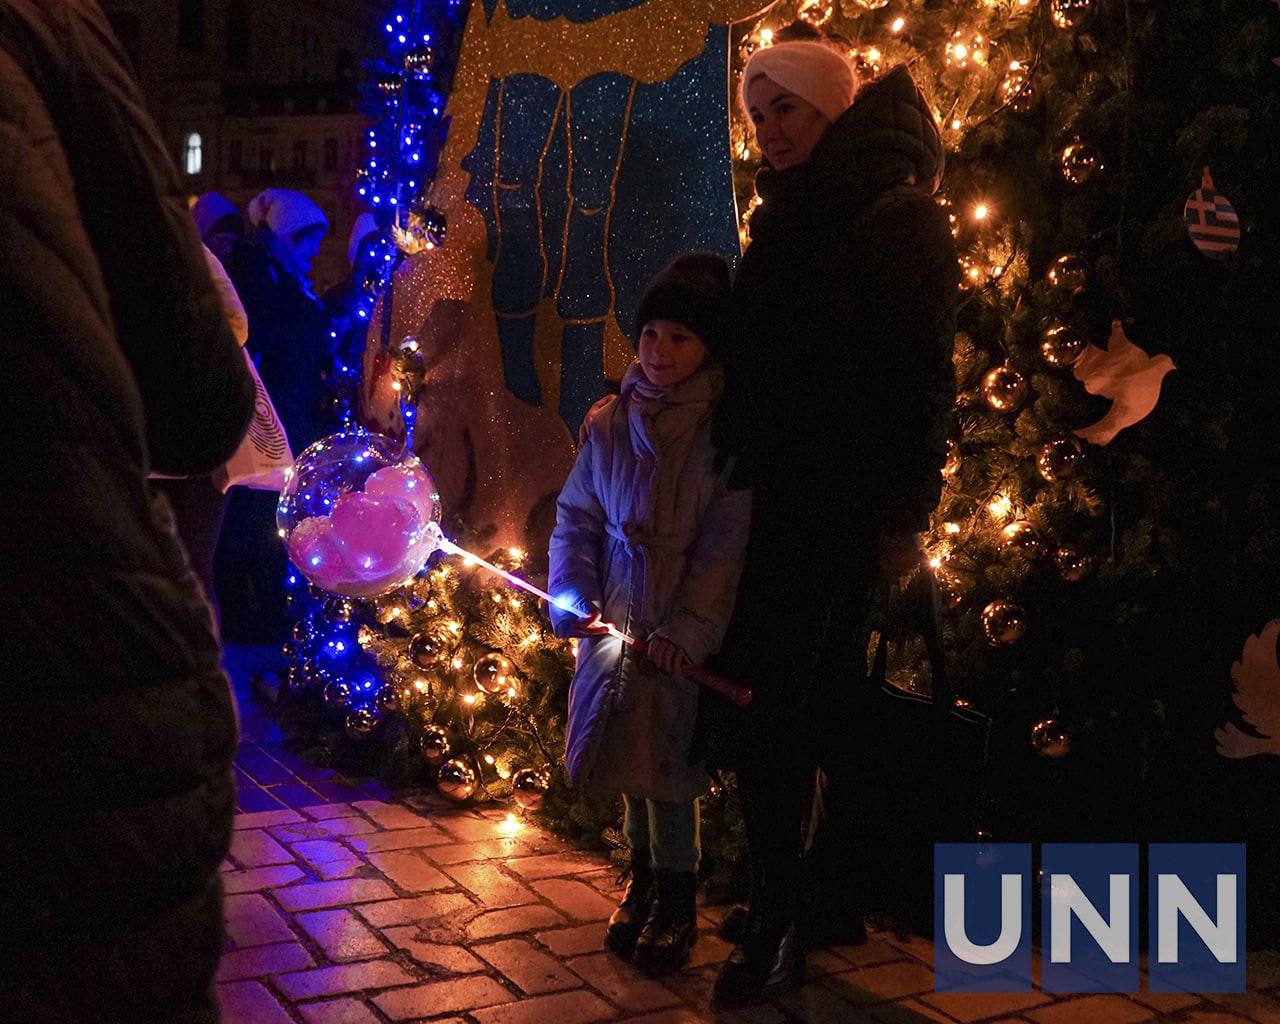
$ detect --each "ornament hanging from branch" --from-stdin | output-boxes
[1215,619,1280,759]
[1072,320,1176,446]
[1183,167,1240,259]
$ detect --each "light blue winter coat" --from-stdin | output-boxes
[548,362,751,802]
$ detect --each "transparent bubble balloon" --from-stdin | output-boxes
[276,430,443,599]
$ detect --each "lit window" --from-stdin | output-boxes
[184,132,203,175]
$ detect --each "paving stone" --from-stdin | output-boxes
[347,827,451,853]
[532,879,618,921]
[382,926,487,974]
[221,864,306,894]
[367,850,453,892]
[868,1000,961,1024]
[217,979,295,1024]
[295,909,387,961]
[290,839,365,879]
[829,938,908,967]
[428,838,535,864]
[804,949,851,978]
[223,892,296,947]
[439,814,518,843]
[618,1012,708,1024]
[477,939,583,995]
[819,960,935,1003]
[568,952,681,1012]
[354,891,474,929]
[233,809,305,831]
[353,799,435,830]
[1180,1014,1251,1024]
[536,922,610,958]
[372,976,513,1020]
[1130,990,1202,1014]
[917,989,1053,1022]
[298,997,383,1024]
[274,878,397,912]
[1025,994,1155,1024]
[467,904,568,940]
[1205,993,1280,1024]
[230,829,295,867]
[220,859,236,873]
[216,941,314,981]
[470,989,618,1024]
[300,802,356,820]
[686,931,734,969]
[269,817,378,843]
[445,863,538,907]
[778,982,881,1024]
[507,852,608,880]
[275,960,417,1001]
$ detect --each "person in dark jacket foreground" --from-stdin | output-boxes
[707,39,959,1005]
[0,2,254,1020]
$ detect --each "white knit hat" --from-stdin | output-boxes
[247,188,329,241]
[741,41,858,125]
[347,212,379,267]
[191,191,239,240]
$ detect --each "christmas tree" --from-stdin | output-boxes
[280,0,1280,910]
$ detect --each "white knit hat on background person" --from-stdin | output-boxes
[191,191,239,240]
[247,188,329,241]
[740,40,858,124]
[347,212,379,267]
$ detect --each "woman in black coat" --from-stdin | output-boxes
[708,40,959,1005]
[0,2,254,1020]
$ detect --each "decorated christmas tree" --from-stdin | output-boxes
[278,0,1279,910]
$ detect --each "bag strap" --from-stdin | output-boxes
[868,571,954,715]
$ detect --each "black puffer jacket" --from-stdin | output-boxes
[712,67,959,709]
[0,2,253,1019]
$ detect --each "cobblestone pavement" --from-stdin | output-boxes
[220,650,1280,1024]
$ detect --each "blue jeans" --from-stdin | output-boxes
[622,794,700,873]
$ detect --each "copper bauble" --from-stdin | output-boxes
[345,707,380,739]
[982,365,1029,412]
[375,685,401,715]
[409,631,447,669]
[981,601,1027,645]
[420,724,451,766]
[1060,142,1103,185]
[511,767,551,811]
[323,597,357,624]
[1050,0,1092,29]
[1040,322,1087,368]
[438,758,477,802]
[323,680,353,707]
[798,0,834,25]
[1001,521,1045,560]
[1031,717,1072,758]
[473,652,516,694]
[1038,439,1084,482]
[1045,254,1088,298]
[1054,547,1090,581]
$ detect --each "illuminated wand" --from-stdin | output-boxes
[432,531,753,708]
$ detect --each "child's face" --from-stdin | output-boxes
[638,319,708,388]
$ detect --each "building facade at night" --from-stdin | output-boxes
[101,0,387,291]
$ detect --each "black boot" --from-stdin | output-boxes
[605,849,654,958]
[633,870,698,976]
[717,902,749,944]
[712,910,804,1008]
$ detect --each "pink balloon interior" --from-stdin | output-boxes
[285,459,443,598]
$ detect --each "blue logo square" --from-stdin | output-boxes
[934,843,1033,992]
[1148,843,1245,993]
[1041,844,1140,992]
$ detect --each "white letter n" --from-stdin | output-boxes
[944,873,1023,965]
[1049,874,1131,964]
[1157,874,1238,964]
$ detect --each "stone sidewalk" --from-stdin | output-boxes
[220,653,1280,1024]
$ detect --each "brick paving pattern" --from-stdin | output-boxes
[217,649,1280,1023]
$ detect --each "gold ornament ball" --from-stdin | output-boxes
[1050,0,1093,30]
[323,597,357,624]
[473,652,516,694]
[437,758,477,803]
[999,66,1034,113]
[1000,521,1045,560]
[345,707,380,739]
[409,631,447,669]
[511,767,551,811]
[1054,547,1090,581]
[1060,142,1103,185]
[1038,439,1083,483]
[375,685,401,715]
[982,365,1029,413]
[1045,253,1088,298]
[1031,717,1072,758]
[420,725,451,766]
[849,0,890,9]
[323,680,353,707]
[798,0,834,26]
[373,594,410,625]
[1040,322,1087,368]
[981,601,1027,646]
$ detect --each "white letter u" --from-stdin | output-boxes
[944,873,1023,965]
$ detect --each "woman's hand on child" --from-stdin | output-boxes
[578,394,617,445]
[645,637,692,675]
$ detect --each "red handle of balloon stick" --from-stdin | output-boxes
[630,636,754,709]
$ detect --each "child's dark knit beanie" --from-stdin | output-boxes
[635,252,732,355]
